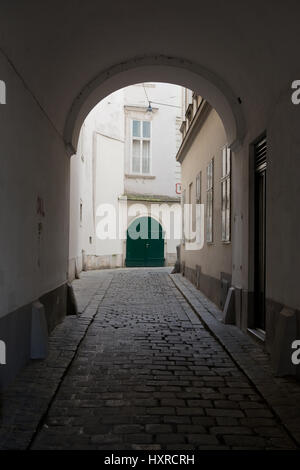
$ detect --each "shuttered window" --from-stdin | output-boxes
[221,146,231,242]
[255,136,267,171]
[181,189,186,244]
[206,158,214,243]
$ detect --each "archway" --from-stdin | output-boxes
[63,55,246,155]
[126,217,164,267]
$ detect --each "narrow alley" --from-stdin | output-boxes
[1,269,299,450]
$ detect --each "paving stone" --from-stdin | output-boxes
[223,435,267,448]
[192,417,216,426]
[113,425,144,434]
[156,434,186,444]
[210,426,253,435]
[163,416,191,424]
[187,434,219,445]
[206,409,245,418]
[213,400,240,409]
[124,434,153,444]
[186,399,212,407]
[216,417,239,426]
[176,407,204,416]
[240,418,277,427]
[254,426,286,437]
[147,407,175,415]
[177,425,206,433]
[245,409,273,418]
[160,398,185,407]
[91,433,122,444]
[239,401,265,409]
[0,268,298,450]
[145,424,172,433]
[268,437,296,449]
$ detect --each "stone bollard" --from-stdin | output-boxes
[67,282,78,316]
[222,287,235,325]
[171,244,181,274]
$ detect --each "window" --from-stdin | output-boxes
[181,189,186,244]
[206,159,214,243]
[221,146,231,242]
[189,182,193,237]
[196,171,201,204]
[131,119,151,174]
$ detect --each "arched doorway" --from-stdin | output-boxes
[126,217,164,267]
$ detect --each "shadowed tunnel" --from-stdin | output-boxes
[0,1,300,450]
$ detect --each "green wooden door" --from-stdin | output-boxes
[126,217,165,267]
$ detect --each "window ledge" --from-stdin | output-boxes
[125,174,156,180]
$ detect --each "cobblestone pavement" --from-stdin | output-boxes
[0,268,299,450]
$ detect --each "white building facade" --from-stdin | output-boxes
[69,83,183,279]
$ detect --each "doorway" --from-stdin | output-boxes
[125,217,165,267]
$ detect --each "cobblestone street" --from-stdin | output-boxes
[1,268,299,450]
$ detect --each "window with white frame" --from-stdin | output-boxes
[206,159,214,243]
[131,119,151,174]
[221,146,231,242]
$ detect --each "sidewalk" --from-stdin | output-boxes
[0,272,113,449]
[171,273,300,447]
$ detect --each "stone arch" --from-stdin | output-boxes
[63,55,246,155]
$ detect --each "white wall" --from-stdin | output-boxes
[124,83,182,197]
[95,134,124,257]
[69,89,125,276]
[69,83,182,275]
[0,50,69,319]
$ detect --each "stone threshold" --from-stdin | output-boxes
[170,273,300,448]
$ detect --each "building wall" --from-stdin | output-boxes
[180,106,232,308]
[124,83,181,197]
[177,86,300,377]
[69,89,125,278]
[69,83,182,276]
[253,93,300,357]
[0,49,70,389]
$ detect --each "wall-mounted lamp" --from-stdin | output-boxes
[146,101,153,116]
